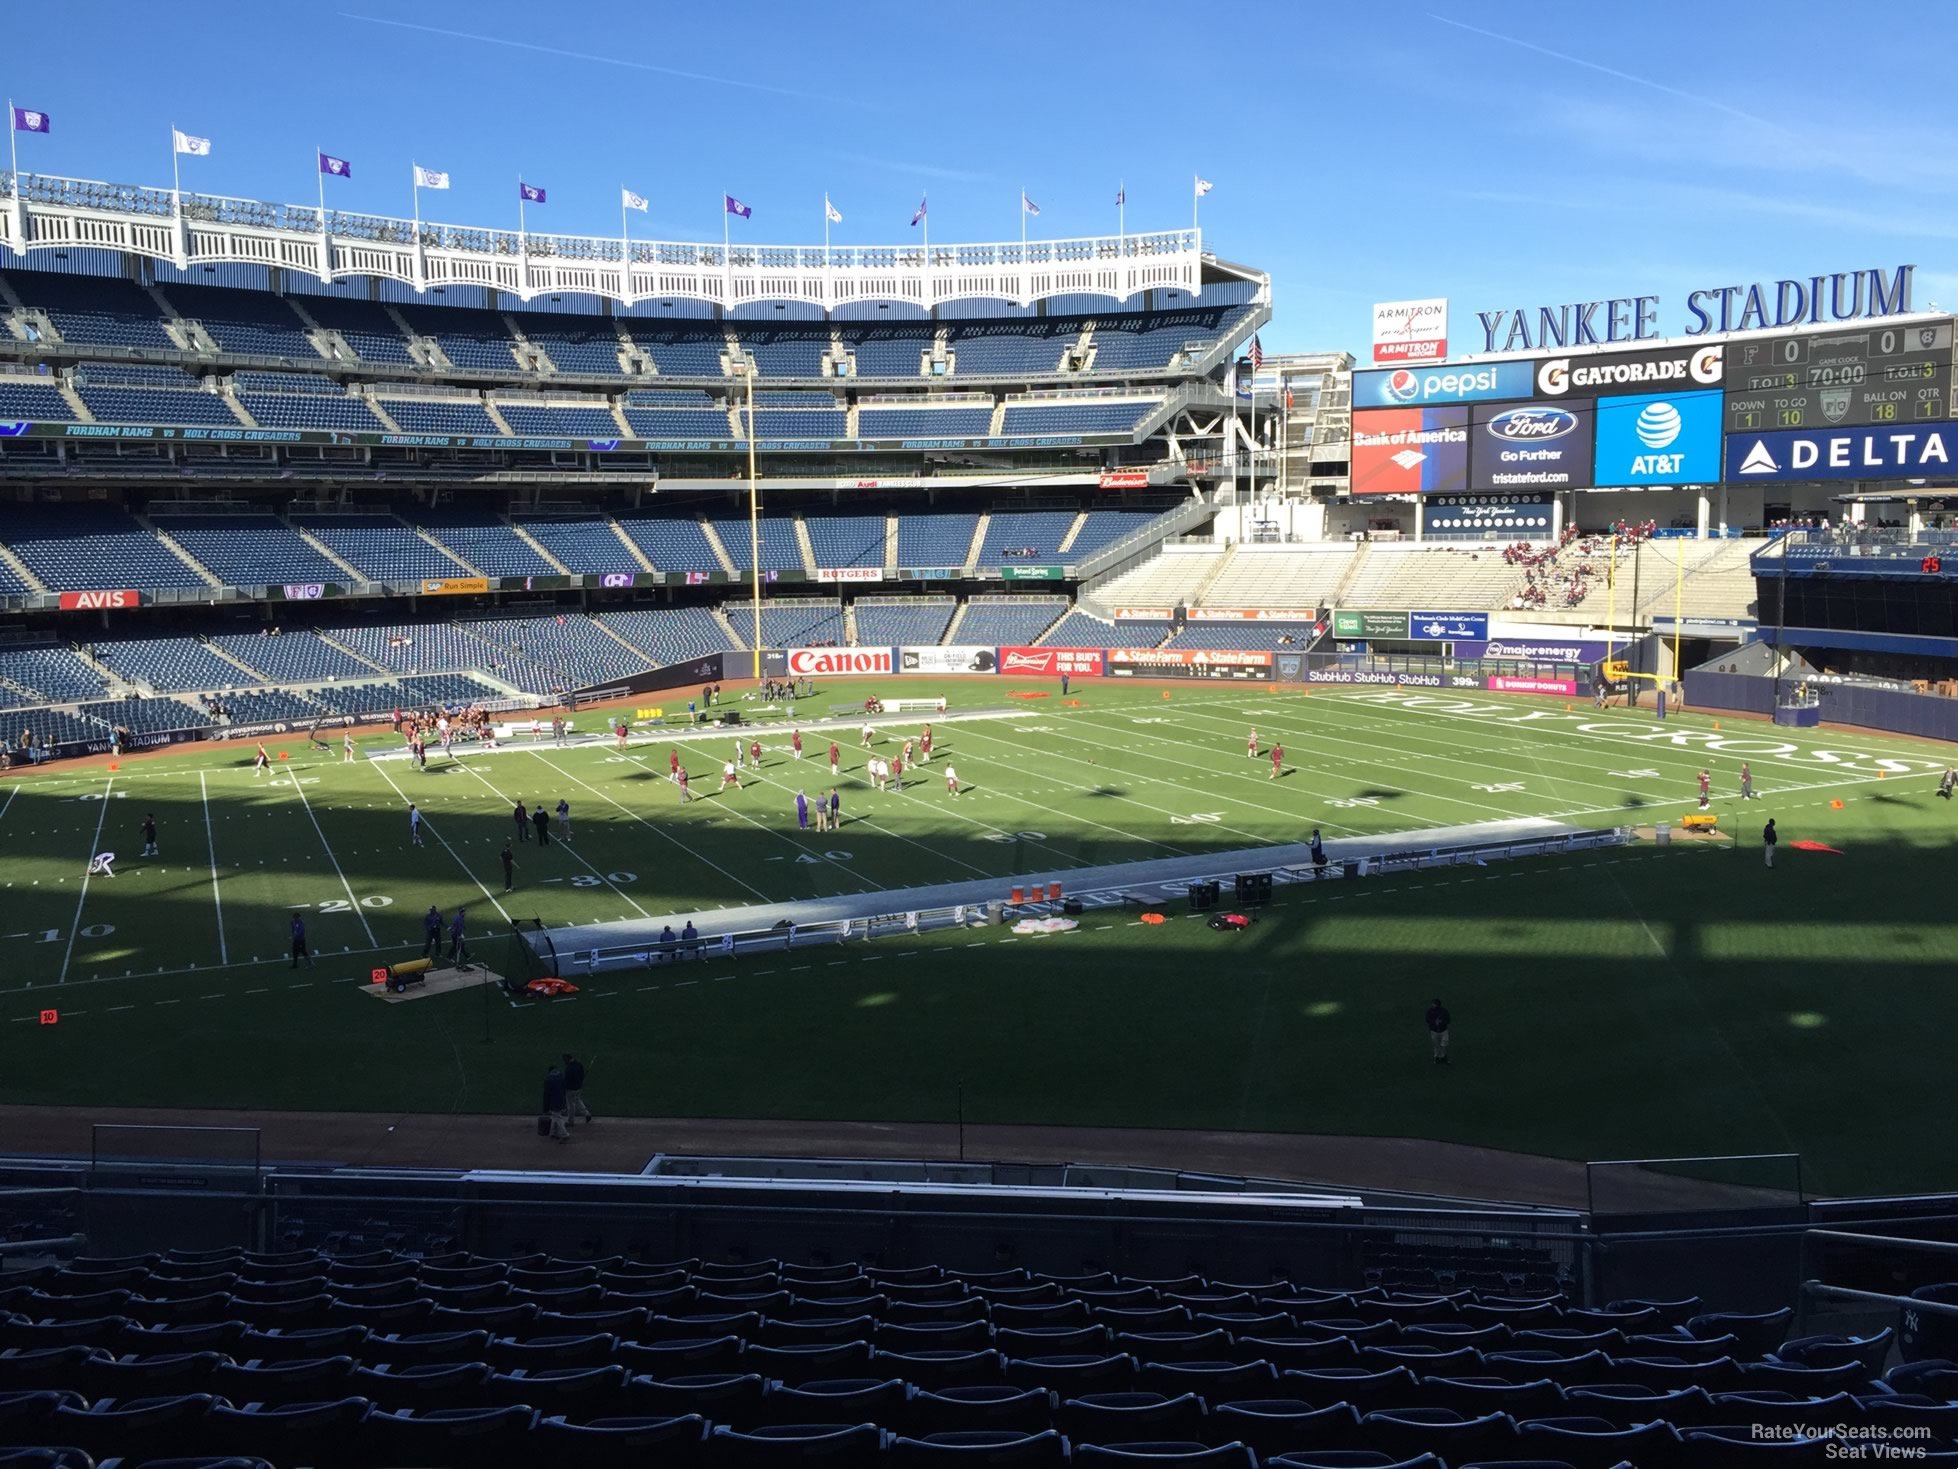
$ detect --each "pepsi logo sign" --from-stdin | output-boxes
[1487,407,1577,442]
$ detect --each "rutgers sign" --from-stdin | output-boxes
[786,647,894,676]
[58,589,142,610]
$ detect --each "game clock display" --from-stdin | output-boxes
[1725,321,1952,431]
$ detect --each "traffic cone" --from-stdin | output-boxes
[1879,770,1886,779]
[278,750,289,761]
[1713,721,1720,731]
[107,761,120,772]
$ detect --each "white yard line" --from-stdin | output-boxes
[528,751,772,902]
[448,755,651,918]
[57,777,113,985]
[286,771,377,945]
[199,771,228,965]
[369,761,512,927]
[0,784,18,828]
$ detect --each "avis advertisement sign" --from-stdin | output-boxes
[999,646,1104,677]
[1371,298,1449,364]
[786,647,895,676]
[57,589,142,610]
[900,646,997,674]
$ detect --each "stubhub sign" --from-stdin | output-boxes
[1352,361,1534,408]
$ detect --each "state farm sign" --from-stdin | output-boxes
[787,647,894,676]
[58,589,142,610]
[998,646,1104,677]
[1371,297,1449,364]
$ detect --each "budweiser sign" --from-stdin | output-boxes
[787,647,894,676]
[1098,470,1150,489]
[998,646,1104,677]
[58,589,141,610]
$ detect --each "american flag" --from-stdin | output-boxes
[1250,334,1264,371]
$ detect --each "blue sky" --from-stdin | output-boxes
[8,1,1952,355]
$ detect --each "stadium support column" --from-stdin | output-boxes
[1717,483,1730,537]
[1414,497,1424,542]
[1696,488,1710,540]
[744,364,761,681]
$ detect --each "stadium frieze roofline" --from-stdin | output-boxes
[0,173,1247,311]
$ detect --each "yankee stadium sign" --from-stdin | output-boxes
[1475,265,1915,354]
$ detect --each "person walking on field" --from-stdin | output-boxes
[749,738,762,772]
[1270,742,1284,780]
[448,906,468,965]
[1426,997,1451,1064]
[1697,769,1711,810]
[828,788,841,830]
[253,741,270,778]
[343,731,356,764]
[1740,762,1754,800]
[290,915,313,969]
[1763,817,1778,868]
[829,741,840,778]
[670,748,681,784]
[421,904,443,959]
[678,766,692,802]
[541,1064,570,1142]
[500,841,516,892]
[140,813,158,858]
[1248,727,1259,760]
[408,803,424,848]
[944,763,959,797]
[919,724,933,764]
[514,799,530,843]
[792,727,803,760]
[556,798,571,840]
[562,1053,593,1124]
[532,804,551,847]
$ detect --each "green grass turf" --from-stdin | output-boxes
[2,678,1954,1196]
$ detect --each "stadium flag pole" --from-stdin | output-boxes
[8,99,17,187]
[1673,536,1685,686]
[170,122,181,219]
[517,175,526,260]
[746,364,761,681]
[411,164,421,243]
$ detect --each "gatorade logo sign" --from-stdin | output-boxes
[58,590,142,610]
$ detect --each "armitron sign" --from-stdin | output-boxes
[787,647,894,676]
[58,589,142,610]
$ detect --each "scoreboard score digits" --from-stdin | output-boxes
[1725,320,1953,431]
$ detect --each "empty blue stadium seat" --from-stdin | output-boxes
[957,598,1066,646]
[297,296,417,365]
[859,406,993,439]
[510,313,626,376]
[0,377,75,422]
[164,283,321,359]
[515,517,643,575]
[496,402,623,437]
[380,398,500,436]
[1000,400,1155,436]
[853,600,955,646]
[626,326,726,377]
[7,269,178,350]
[594,609,739,666]
[290,516,463,580]
[0,506,208,590]
[947,321,1067,377]
[844,327,931,378]
[896,514,979,570]
[240,392,385,431]
[1038,609,1115,646]
[615,515,722,572]
[803,515,887,570]
[393,305,521,372]
[208,630,381,684]
[975,513,1080,565]
[737,328,832,378]
[412,514,555,576]
[154,515,341,586]
[78,385,238,425]
[712,517,803,573]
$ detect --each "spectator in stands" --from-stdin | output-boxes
[562,1053,592,1124]
[541,1064,570,1142]
[1426,998,1451,1064]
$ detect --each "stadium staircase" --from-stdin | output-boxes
[1329,541,1371,607]
[219,380,257,429]
[1055,511,1089,555]
[698,519,738,575]
[280,296,350,365]
[845,400,860,437]
[55,379,93,422]
[605,519,656,572]
[987,399,1007,436]
[0,540,45,594]
[941,600,970,643]
[842,602,859,644]
[502,313,551,377]
[413,520,478,576]
[614,321,654,377]
[314,629,389,674]
[721,398,743,438]
[509,521,569,574]
[1188,542,1238,608]
[138,514,224,589]
[590,615,661,666]
[0,273,22,314]
[791,517,819,576]
[481,398,517,436]
[710,604,745,648]
[386,304,446,371]
[363,394,403,433]
[960,514,991,576]
[883,515,900,576]
[285,520,364,582]
[607,399,634,437]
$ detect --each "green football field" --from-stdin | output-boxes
[2,677,1954,1197]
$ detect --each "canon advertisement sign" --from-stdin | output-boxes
[786,647,895,676]
[1371,297,1449,364]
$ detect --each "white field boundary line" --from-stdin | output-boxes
[526,751,772,903]
[282,771,377,945]
[56,777,113,986]
[0,939,423,998]
[368,760,513,928]
[1277,689,1946,779]
[0,784,17,827]
[448,753,651,919]
[199,771,227,965]
[946,717,1394,842]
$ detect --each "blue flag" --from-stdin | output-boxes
[520,182,546,204]
[319,152,351,179]
[724,194,752,219]
[11,107,50,134]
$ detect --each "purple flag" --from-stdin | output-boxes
[319,152,351,179]
[910,195,927,227]
[724,194,752,219]
[520,181,546,204]
[11,107,50,134]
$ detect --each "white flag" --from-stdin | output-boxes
[824,196,842,224]
[622,187,648,212]
[1195,176,1214,197]
[172,130,212,157]
[1021,192,1041,217]
[414,165,450,190]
